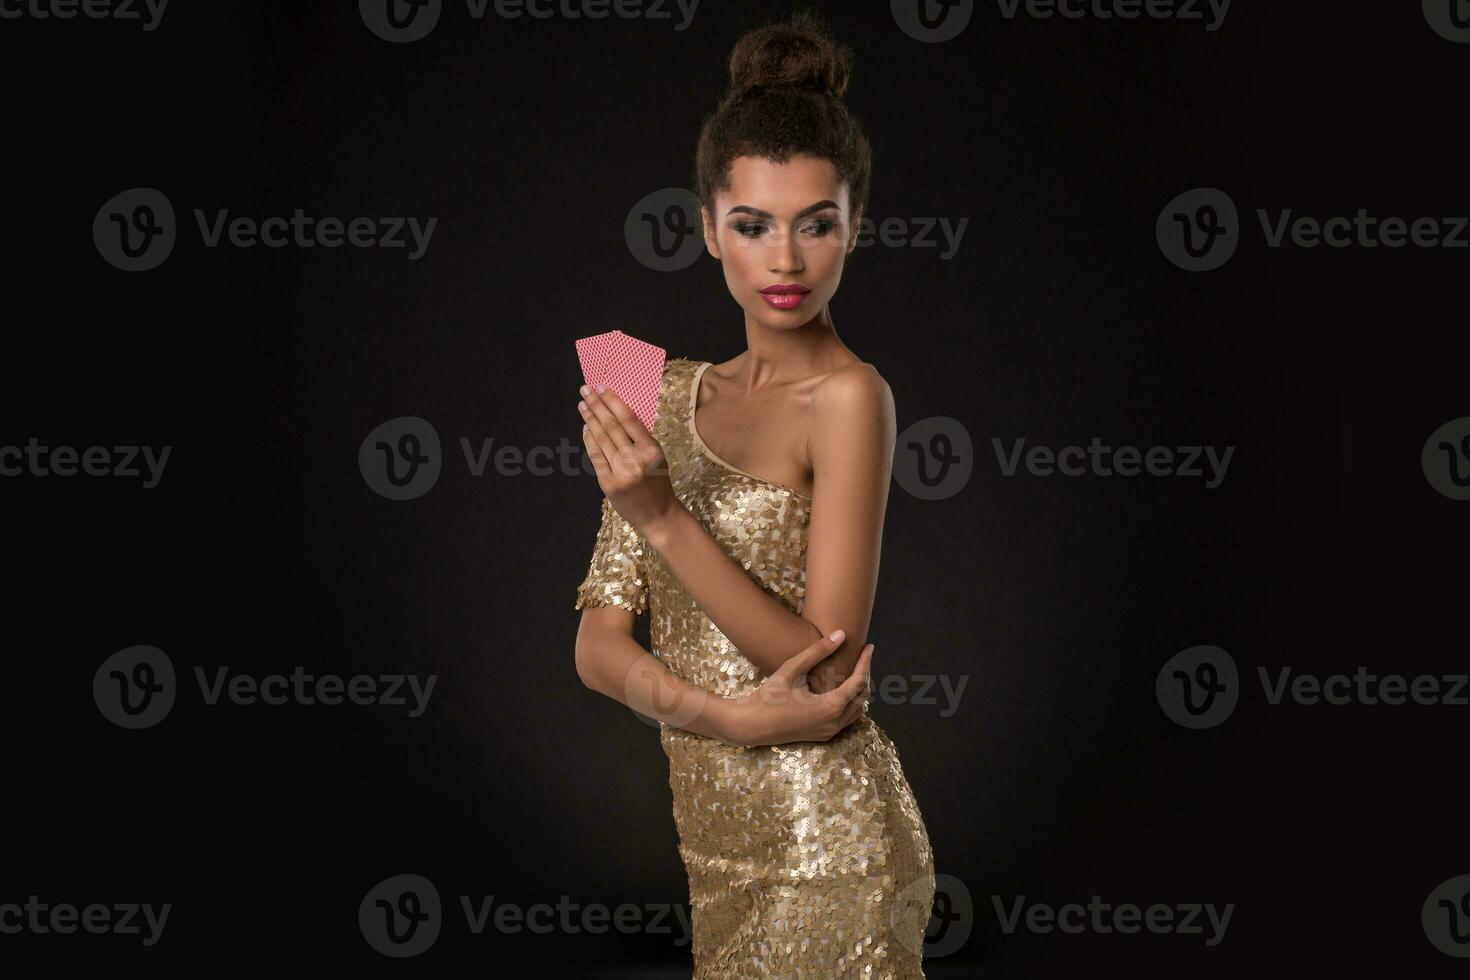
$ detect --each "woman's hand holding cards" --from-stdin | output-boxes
[579,383,681,536]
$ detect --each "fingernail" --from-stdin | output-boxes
[579,385,589,396]
[828,629,845,642]
[595,383,606,393]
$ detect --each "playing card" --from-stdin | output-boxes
[606,332,666,432]
[575,331,617,388]
[574,329,666,434]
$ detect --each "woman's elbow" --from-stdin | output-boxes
[574,608,628,692]
[574,631,601,690]
[805,626,869,692]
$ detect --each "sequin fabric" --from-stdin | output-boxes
[575,357,936,978]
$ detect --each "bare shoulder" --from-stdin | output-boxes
[811,361,895,423]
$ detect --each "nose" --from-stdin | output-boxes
[768,227,804,275]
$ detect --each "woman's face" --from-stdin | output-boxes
[702,154,859,330]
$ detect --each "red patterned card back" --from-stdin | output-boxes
[574,330,666,433]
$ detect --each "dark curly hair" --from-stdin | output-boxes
[693,8,873,230]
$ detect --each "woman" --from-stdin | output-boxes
[573,10,935,977]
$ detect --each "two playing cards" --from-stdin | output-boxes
[574,330,666,434]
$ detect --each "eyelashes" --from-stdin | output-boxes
[732,219,838,239]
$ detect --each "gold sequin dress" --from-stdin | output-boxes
[574,357,936,979]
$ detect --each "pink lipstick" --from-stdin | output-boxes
[758,283,810,310]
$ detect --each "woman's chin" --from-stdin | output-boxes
[744,306,820,330]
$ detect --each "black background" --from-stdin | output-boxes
[3,0,1465,975]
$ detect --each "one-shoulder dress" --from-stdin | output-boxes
[574,356,935,979]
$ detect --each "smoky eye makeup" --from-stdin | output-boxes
[802,213,840,235]
[726,210,844,240]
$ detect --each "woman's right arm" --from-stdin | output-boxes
[575,608,873,748]
[575,604,740,743]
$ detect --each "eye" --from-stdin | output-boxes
[734,222,765,238]
[803,218,836,237]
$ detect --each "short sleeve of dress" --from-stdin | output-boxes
[573,496,651,615]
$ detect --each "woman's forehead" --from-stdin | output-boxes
[719,155,849,211]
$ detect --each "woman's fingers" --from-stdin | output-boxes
[775,628,848,682]
[833,686,868,731]
[820,645,872,737]
[830,644,874,706]
[580,386,638,453]
[581,423,609,474]
[591,385,655,446]
[581,402,641,488]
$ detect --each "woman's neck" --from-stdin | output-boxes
[736,307,855,391]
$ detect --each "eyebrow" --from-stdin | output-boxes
[724,200,841,220]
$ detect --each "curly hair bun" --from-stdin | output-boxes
[727,9,852,100]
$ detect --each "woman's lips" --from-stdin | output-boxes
[758,284,810,310]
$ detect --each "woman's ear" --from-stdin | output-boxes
[701,206,721,262]
[846,207,863,255]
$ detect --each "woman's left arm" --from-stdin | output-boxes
[578,366,893,684]
[782,363,895,692]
